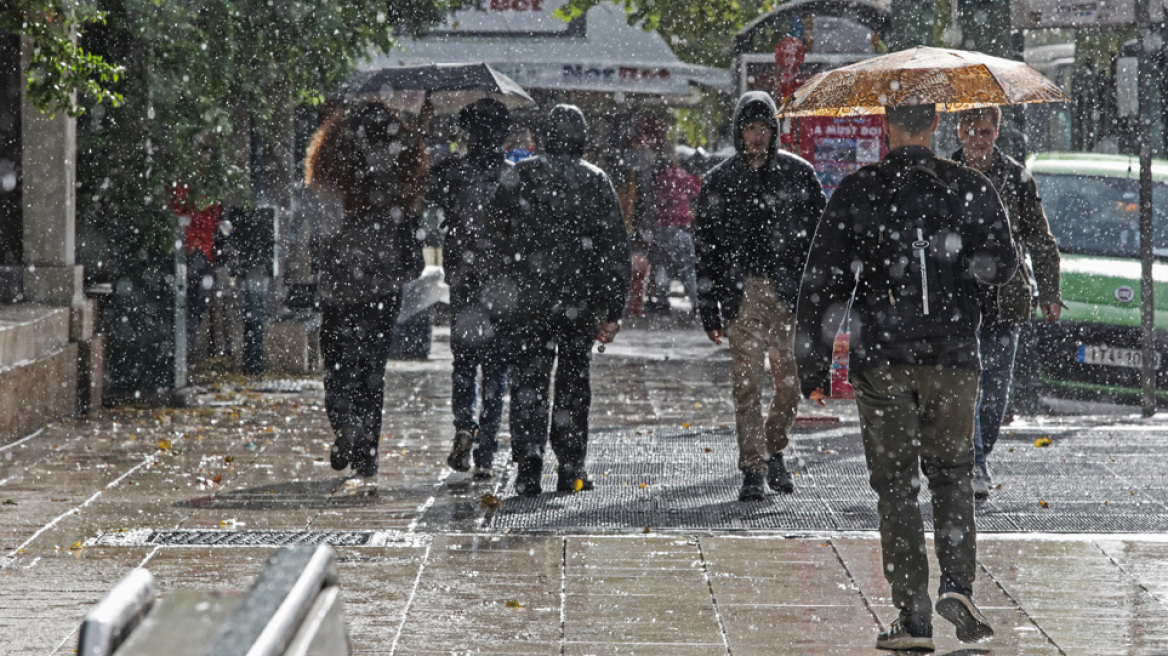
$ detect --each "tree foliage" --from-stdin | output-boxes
[0,0,124,114]
[77,0,454,267]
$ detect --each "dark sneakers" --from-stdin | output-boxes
[876,617,934,652]
[738,470,767,501]
[556,467,595,493]
[767,452,794,493]
[352,442,379,478]
[329,435,352,471]
[515,456,543,497]
[447,429,475,472]
[936,592,994,643]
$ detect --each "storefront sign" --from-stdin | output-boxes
[1013,0,1163,28]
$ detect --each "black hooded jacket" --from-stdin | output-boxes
[485,105,631,326]
[693,91,827,332]
[795,145,1019,396]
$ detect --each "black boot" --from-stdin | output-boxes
[767,452,794,493]
[738,470,767,501]
[351,441,379,478]
[515,455,543,497]
[330,430,354,471]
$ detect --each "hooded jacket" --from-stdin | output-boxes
[795,146,1019,396]
[485,105,631,326]
[693,91,827,332]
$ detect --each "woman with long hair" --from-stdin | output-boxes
[304,102,428,482]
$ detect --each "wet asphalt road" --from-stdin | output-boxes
[4,324,1168,654]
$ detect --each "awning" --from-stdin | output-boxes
[362,0,730,99]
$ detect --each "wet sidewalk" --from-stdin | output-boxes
[3,326,1168,654]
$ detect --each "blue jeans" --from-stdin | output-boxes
[450,281,509,469]
[974,322,1021,468]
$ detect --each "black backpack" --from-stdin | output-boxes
[859,159,980,343]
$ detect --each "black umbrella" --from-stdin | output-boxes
[341,62,536,115]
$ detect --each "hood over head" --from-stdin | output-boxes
[732,91,779,155]
[459,98,510,150]
[545,104,588,157]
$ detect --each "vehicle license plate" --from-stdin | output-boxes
[1077,344,1161,370]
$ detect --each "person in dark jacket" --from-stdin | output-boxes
[796,104,1018,652]
[693,90,827,501]
[952,106,1061,499]
[304,102,427,483]
[487,104,631,497]
[428,99,513,481]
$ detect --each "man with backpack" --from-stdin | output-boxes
[487,104,631,497]
[429,99,514,481]
[952,106,1062,499]
[694,90,826,502]
[796,104,1018,652]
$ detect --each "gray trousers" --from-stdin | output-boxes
[851,365,979,620]
[724,277,799,473]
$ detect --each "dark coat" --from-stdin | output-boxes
[693,91,827,332]
[486,105,631,327]
[953,146,1061,324]
[428,148,512,303]
[317,206,424,306]
[796,146,1020,396]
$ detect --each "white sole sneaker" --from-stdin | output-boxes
[936,592,994,642]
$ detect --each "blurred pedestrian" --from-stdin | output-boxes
[796,104,1017,651]
[504,126,536,163]
[693,90,826,502]
[304,102,427,482]
[649,148,701,311]
[952,106,1061,499]
[487,104,630,497]
[428,98,513,481]
[172,185,221,361]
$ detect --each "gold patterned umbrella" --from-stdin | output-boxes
[777,46,1069,117]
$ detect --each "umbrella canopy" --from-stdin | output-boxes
[778,46,1070,117]
[341,62,536,115]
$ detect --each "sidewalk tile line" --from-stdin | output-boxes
[976,559,1066,654]
[696,537,733,655]
[0,452,157,569]
[388,539,432,656]
[0,427,44,454]
[827,538,883,631]
[1092,539,1168,611]
[559,536,567,656]
[407,469,450,534]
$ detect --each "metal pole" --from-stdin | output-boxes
[1138,3,1157,416]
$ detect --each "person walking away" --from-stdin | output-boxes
[650,149,701,312]
[693,90,826,502]
[172,186,221,361]
[304,102,427,483]
[429,99,513,481]
[487,104,630,497]
[952,106,1061,499]
[796,103,1019,651]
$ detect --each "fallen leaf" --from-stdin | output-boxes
[704,447,712,453]
[212,474,222,484]
[480,493,503,511]
[1039,500,1050,509]
[573,478,584,492]
[505,600,523,608]
[643,526,652,534]
[693,401,702,409]
[639,483,648,489]
[2,500,16,506]
[225,456,234,463]
[681,422,691,429]
[70,541,84,551]
[157,438,172,451]
[1034,437,1052,448]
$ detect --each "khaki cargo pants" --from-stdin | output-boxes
[724,277,800,474]
[851,364,979,620]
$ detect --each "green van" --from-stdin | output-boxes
[1025,152,1168,403]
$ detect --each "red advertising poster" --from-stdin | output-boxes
[796,115,887,197]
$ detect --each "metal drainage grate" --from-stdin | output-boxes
[86,529,430,548]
